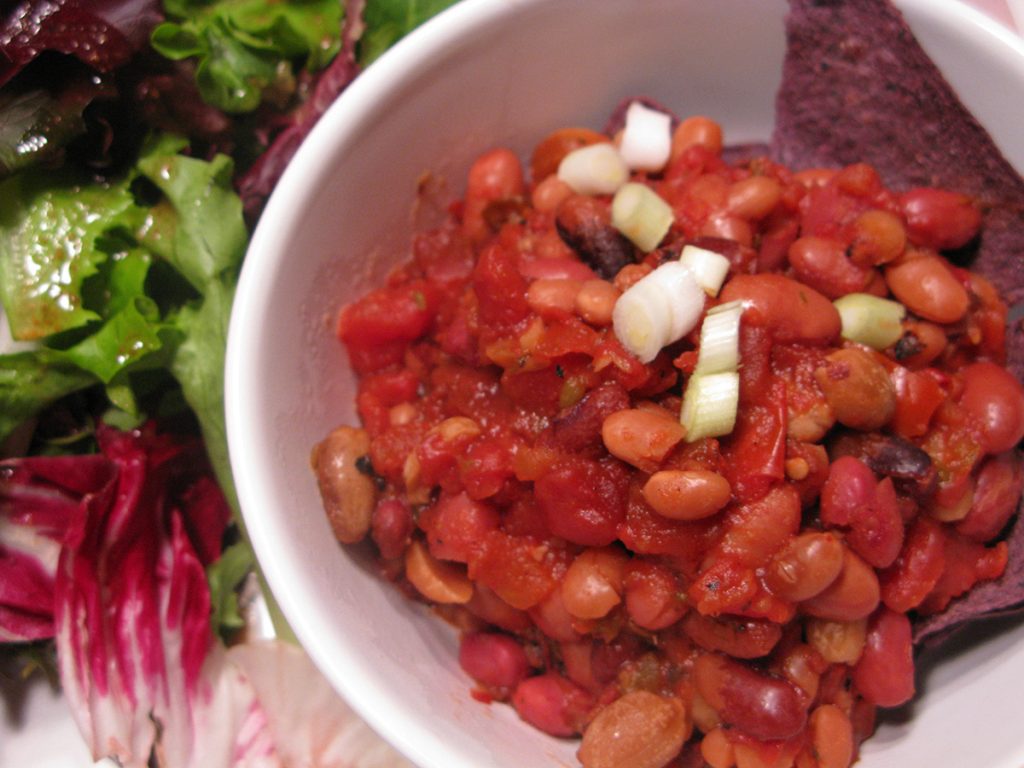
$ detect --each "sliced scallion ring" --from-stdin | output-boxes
[680,371,740,441]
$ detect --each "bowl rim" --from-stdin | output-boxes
[225,1,1024,766]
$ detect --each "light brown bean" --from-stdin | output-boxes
[642,469,731,520]
[531,174,573,212]
[311,425,376,544]
[893,320,947,368]
[726,176,782,221]
[671,116,723,159]
[885,254,969,324]
[575,279,620,326]
[802,549,880,621]
[849,209,906,266]
[814,347,896,431]
[526,278,583,318]
[700,214,753,247]
[700,727,735,768]
[602,408,687,473]
[561,547,628,619]
[809,705,854,768]
[764,531,844,602]
[718,273,841,344]
[405,539,473,604]
[578,690,690,768]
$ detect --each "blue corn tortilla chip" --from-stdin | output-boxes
[771,0,1024,644]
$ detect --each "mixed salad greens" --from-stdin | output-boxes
[0,1,454,765]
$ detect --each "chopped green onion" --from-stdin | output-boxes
[612,261,705,363]
[557,143,630,195]
[611,182,674,252]
[679,244,731,297]
[833,292,906,349]
[619,101,672,172]
[681,371,740,441]
[695,300,745,375]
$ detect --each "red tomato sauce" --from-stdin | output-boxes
[313,111,1024,768]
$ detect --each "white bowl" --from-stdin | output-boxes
[226,1,1024,766]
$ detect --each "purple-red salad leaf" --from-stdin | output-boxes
[0,0,164,87]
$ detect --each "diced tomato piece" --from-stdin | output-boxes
[468,531,564,610]
[534,456,629,546]
[419,492,500,563]
[919,533,1009,614]
[889,367,947,439]
[472,242,531,334]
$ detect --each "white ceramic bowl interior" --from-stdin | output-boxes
[226,1,1024,766]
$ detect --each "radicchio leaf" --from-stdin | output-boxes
[0,0,164,87]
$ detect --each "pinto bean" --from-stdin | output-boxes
[809,705,855,768]
[642,469,731,520]
[885,255,969,324]
[849,209,907,266]
[802,548,880,622]
[671,116,723,159]
[578,690,690,768]
[602,408,687,473]
[764,532,844,602]
[561,547,628,620]
[575,279,621,326]
[404,539,473,604]
[726,176,782,221]
[311,425,376,544]
[718,274,841,344]
[813,347,895,431]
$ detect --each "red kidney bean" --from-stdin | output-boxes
[820,456,904,569]
[958,361,1024,454]
[693,654,808,741]
[511,673,594,737]
[851,608,915,707]
[718,273,841,344]
[535,456,629,546]
[548,381,630,457]
[899,187,981,250]
[957,452,1024,542]
[459,632,530,694]
[879,515,946,613]
[787,235,873,299]
[556,195,635,278]
[371,498,414,560]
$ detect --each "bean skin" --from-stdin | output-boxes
[809,704,854,768]
[556,195,635,278]
[575,279,620,326]
[900,187,981,250]
[311,425,376,544]
[405,539,473,604]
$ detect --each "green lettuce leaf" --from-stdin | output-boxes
[151,0,343,113]
[0,171,137,341]
[0,350,97,442]
[359,0,459,65]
